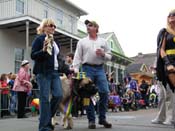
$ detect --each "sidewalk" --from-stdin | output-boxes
[0,109,174,131]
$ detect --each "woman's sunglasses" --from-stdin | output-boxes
[47,24,56,28]
[168,13,175,17]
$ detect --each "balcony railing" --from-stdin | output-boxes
[0,0,78,35]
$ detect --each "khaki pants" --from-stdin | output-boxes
[154,81,173,122]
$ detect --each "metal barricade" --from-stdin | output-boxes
[0,88,10,118]
[0,88,40,118]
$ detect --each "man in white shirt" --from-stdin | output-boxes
[73,20,112,129]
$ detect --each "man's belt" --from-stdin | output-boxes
[166,49,175,55]
[83,63,103,67]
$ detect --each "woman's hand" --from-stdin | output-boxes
[167,65,175,72]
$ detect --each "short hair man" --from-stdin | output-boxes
[73,20,112,129]
[66,52,74,67]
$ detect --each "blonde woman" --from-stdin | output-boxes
[155,9,175,126]
[31,19,63,131]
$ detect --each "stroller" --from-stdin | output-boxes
[149,93,158,108]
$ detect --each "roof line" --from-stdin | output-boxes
[106,32,114,40]
[0,16,81,40]
[99,32,114,40]
[65,0,88,15]
[112,50,133,62]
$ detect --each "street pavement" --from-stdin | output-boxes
[0,109,174,131]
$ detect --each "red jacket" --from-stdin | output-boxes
[0,81,9,94]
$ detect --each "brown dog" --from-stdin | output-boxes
[52,74,73,129]
[52,75,97,129]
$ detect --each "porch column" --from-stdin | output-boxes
[25,21,29,59]
[70,38,73,53]
[115,64,119,83]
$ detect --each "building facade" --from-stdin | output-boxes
[126,53,156,85]
[0,0,87,73]
[99,32,132,83]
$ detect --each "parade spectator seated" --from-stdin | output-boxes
[124,76,140,106]
[122,89,137,111]
[139,80,149,108]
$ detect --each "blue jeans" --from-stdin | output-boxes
[82,65,109,123]
[37,71,63,131]
[9,91,17,113]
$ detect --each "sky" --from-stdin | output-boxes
[70,0,175,57]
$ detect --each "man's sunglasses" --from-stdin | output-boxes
[47,24,56,28]
[168,13,175,17]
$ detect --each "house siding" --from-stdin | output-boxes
[0,0,79,35]
[0,0,87,73]
[0,29,27,74]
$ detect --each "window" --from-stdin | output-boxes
[14,48,24,73]
[43,9,48,18]
[110,40,114,49]
[118,68,123,83]
[16,0,24,14]
[68,15,74,33]
[56,9,63,27]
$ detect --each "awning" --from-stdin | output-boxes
[130,72,154,78]
[111,50,133,65]
[0,16,79,51]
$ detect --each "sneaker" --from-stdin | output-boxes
[88,122,96,129]
[163,121,172,125]
[151,119,163,124]
[99,120,112,128]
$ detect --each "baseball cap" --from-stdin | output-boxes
[21,60,29,66]
[84,20,99,28]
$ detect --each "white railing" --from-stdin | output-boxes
[0,0,78,34]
